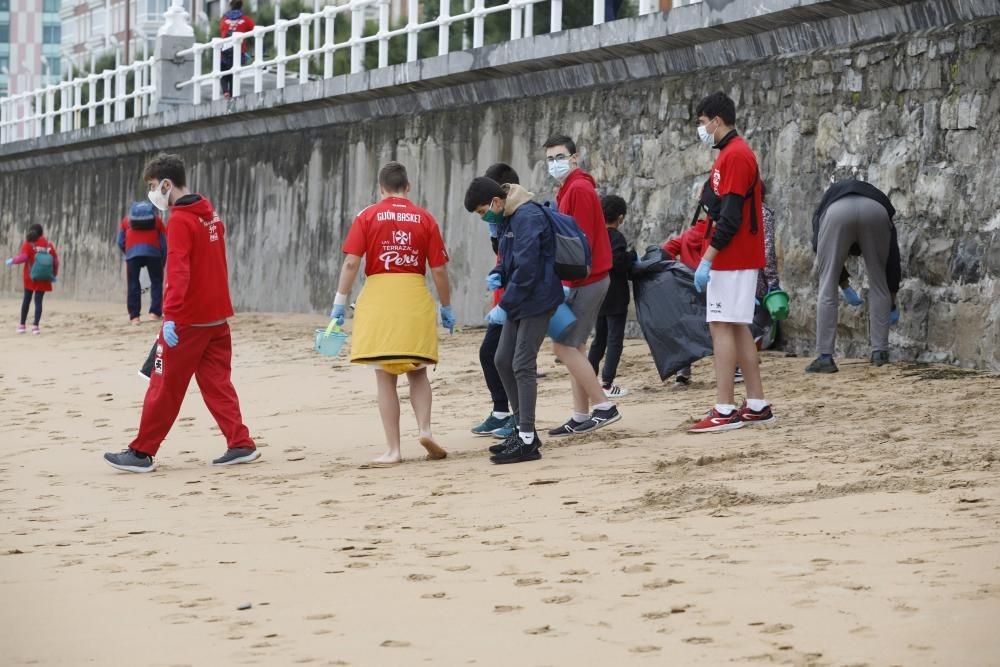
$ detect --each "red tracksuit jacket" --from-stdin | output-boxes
[556,169,612,288]
[162,195,234,325]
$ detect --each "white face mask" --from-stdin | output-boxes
[148,180,172,211]
[548,159,571,182]
[698,119,718,146]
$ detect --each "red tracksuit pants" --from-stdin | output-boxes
[130,322,254,456]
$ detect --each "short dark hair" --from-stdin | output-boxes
[230,0,243,9]
[484,162,519,185]
[543,134,577,155]
[26,224,43,242]
[601,195,627,224]
[378,162,409,193]
[464,177,506,212]
[696,92,736,126]
[143,153,187,188]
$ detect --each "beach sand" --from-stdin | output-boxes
[2,299,999,666]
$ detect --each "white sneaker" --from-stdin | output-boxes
[602,384,629,398]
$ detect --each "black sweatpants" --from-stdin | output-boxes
[479,323,510,413]
[587,313,627,385]
[20,289,44,326]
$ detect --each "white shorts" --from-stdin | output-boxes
[706,269,757,324]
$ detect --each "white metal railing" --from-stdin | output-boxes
[0,57,155,145]
[176,0,668,105]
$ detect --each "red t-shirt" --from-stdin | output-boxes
[664,218,709,271]
[343,197,449,276]
[704,135,765,271]
[20,237,59,292]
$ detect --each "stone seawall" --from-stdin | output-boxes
[1,0,998,367]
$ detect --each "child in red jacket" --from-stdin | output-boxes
[6,223,58,335]
[104,153,259,473]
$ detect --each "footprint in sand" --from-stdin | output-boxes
[630,646,662,654]
[542,595,572,604]
[515,577,544,587]
[421,592,447,599]
[304,613,335,621]
[493,605,522,613]
[683,637,713,644]
[406,573,434,581]
[524,625,552,635]
[760,623,793,634]
[643,578,683,590]
[622,564,653,574]
[380,640,411,648]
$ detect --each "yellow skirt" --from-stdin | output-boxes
[351,273,438,375]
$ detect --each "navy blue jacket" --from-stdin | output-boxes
[493,201,564,321]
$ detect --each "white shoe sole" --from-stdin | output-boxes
[575,412,622,434]
[603,388,629,398]
[688,421,745,434]
[105,458,158,473]
[213,449,262,466]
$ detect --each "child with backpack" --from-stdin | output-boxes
[5,224,59,335]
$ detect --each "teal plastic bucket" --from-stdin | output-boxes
[547,302,578,340]
[315,326,349,357]
[763,289,790,321]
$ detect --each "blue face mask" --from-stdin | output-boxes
[548,159,571,182]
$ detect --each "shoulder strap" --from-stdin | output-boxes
[746,167,760,235]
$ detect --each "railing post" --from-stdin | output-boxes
[154,0,195,112]
[299,19,310,84]
[524,2,534,37]
[406,0,419,62]
[102,73,112,123]
[550,0,562,32]
[192,47,203,105]
[378,0,390,69]
[324,10,335,78]
[276,26,287,89]
[233,36,245,96]
[350,4,364,74]
[87,75,97,126]
[255,28,264,92]
[592,0,604,25]
[511,0,523,40]
[473,0,484,47]
[115,67,127,120]
[34,92,44,138]
[437,0,450,56]
[73,81,83,130]
[211,40,222,100]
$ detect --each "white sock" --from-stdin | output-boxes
[572,412,589,423]
[594,401,613,411]
[715,403,737,415]
[746,399,769,412]
[492,411,511,419]
[520,431,535,444]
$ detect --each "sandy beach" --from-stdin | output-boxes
[1,298,999,666]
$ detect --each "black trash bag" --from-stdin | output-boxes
[631,248,714,381]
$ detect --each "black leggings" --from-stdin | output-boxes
[479,323,510,413]
[21,289,44,326]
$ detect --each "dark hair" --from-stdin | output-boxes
[378,162,409,193]
[230,0,243,9]
[484,162,519,185]
[26,224,44,242]
[464,177,506,212]
[601,195,627,224]
[543,134,577,155]
[143,153,187,188]
[696,91,736,126]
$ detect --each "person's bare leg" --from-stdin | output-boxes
[735,325,765,401]
[553,342,606,414]
[710,322,738,407]
[407,368,446,460]
[373,369,402,465]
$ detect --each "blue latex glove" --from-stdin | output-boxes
[562,285,571,301]
[485,305,507,326]
[440,304,455,334]
[162,321,178,348]
[889,307,899,326]
[841,286,864,306]
[330,303,346,327]
[4,258,12,267]
[767,283,780,293]
[486,273,503,291]
[693,259,712,293]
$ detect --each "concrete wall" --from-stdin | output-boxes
[2,0,999,368]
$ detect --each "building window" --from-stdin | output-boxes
[91,8,106,37]
[47,56,61,76]
[43,24,62,44]
[0,0,9,11]
[43,0,60,12]
[0,23,9,43]
[64,16,77,43]
[0,56,8,72]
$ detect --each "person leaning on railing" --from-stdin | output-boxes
[220,0,256,99]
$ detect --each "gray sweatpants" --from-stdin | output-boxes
[495,310,555,434]
[816,195,892,355]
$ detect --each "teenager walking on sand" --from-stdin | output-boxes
[332,162,454,467]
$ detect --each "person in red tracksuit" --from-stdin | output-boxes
[687,92,775,433]
[5,223,59,335]
[542,134,622,438]
[104,153,259,473]
[220,0,255,98]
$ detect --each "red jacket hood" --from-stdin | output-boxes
[171,195,214,219]
[558,168,597,200]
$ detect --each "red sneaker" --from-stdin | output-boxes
[688,407,743,433]
[739,402,776,425]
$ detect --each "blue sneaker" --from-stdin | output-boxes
[492,424,515,439]
[472,413,512,436]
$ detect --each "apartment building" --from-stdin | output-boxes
[0,0,63,96]
[60,0,194,68]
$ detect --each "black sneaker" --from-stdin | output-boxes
[489,430,519,455]
[573,405,622,434]
[805,356,839,373]
[674,373,691,387]
[490,433,542,465]
[870,350,889,367]
[548,418,587,437]
[212,447,262,466]
[104,448,158,473]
